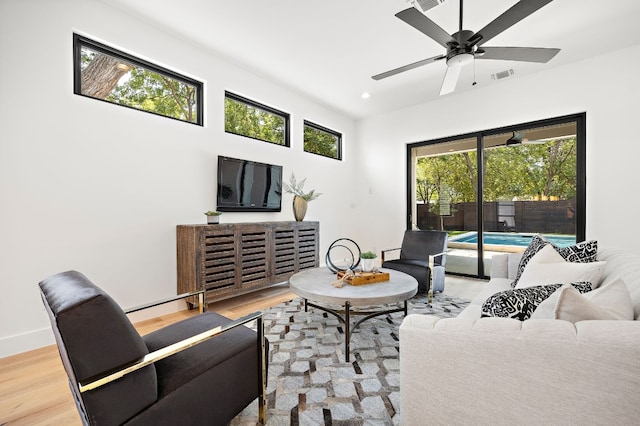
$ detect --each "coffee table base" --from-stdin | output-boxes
[303,299,409,362]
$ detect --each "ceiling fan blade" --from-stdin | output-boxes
[476,0,554,46]
[396,7,453,48]
[439,63,462,96]
[372,54,445,80]
[477,47,560,63]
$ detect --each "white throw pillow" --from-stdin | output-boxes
[531,277,634,321]
[515,244,606,289]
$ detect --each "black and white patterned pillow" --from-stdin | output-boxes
[556,240,598,263]
[511,235,598,288]
[481,282,592,321]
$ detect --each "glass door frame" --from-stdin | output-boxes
[406,112,586,278]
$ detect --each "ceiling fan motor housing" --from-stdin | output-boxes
[446,30,476,66]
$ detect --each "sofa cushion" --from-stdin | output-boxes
[456,304,483,319]
[142,311,260,396]
[512,235,598,287]
[481,282,592,320]
[596,247,640,320]
[515,245,606,289]
[469,278,514,306]
[531,277,634,322]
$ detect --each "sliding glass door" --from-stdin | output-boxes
[409,136,482,275]
[407,114,585,278]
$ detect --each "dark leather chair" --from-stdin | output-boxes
[381,230,448,294]
[39,271,267,426]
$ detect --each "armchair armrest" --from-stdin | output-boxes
[381,247,401,263]
[79,310,264,393]
[125,289,207,314]
[400,315,640,425]
[428,251,448,268]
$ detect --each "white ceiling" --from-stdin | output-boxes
[99,0,640,119]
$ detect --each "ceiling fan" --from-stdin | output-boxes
[505,132,546,146]
[372,0,560,95]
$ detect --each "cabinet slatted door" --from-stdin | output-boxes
[177,222,319,305]
[240,231,268,286]
[274,228,296,279]
[298,225,319,270]
[202,230,236,290]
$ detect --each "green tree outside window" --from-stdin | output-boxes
[224,95,287,146]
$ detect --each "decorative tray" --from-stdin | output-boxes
[336,270,390,286]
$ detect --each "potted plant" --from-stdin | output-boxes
[204,210,222,224]
[360,251,377,272]
[282,173,322,221]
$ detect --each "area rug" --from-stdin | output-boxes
[230,293,469,425]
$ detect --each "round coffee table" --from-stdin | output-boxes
[288,267,418,362]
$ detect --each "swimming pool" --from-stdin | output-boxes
[449,232,576,248]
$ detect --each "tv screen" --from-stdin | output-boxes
[216,156,283,212]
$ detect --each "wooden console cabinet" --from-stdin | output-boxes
[177,221,319,306]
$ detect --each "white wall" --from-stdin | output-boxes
[352,45,640,256]
[0,0,357,357]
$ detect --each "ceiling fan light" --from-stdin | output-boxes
[447,53,474,67]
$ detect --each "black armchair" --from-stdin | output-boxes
[381,230,448,294]
[39,271,267,426]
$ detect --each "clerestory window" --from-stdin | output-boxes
[73,34,203,125]
[303,120,342,160]
[224,91,290,147]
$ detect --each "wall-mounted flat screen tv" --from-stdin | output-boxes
[217,156,283,212]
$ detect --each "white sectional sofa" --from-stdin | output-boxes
[399,246,640,425]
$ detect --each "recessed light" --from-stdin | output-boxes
[361,92,370,99]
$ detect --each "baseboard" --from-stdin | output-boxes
[0,327,55,359]
[0,300,190,360]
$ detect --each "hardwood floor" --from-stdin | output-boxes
[0,284,296,425]
[0,277,485,425]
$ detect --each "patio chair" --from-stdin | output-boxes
[498,201,516,231]
[39,270,267,425]
[381,230,448,294]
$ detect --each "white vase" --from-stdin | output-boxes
[207,215,220,224]
[361,258,375,272]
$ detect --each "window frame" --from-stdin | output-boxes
[303,120,343,160]
[224,91,290,147]
[73,33,204,126]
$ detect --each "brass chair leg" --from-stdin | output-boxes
[198,291,206,313]
[428,254,434,303]
[258,316,267,425]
